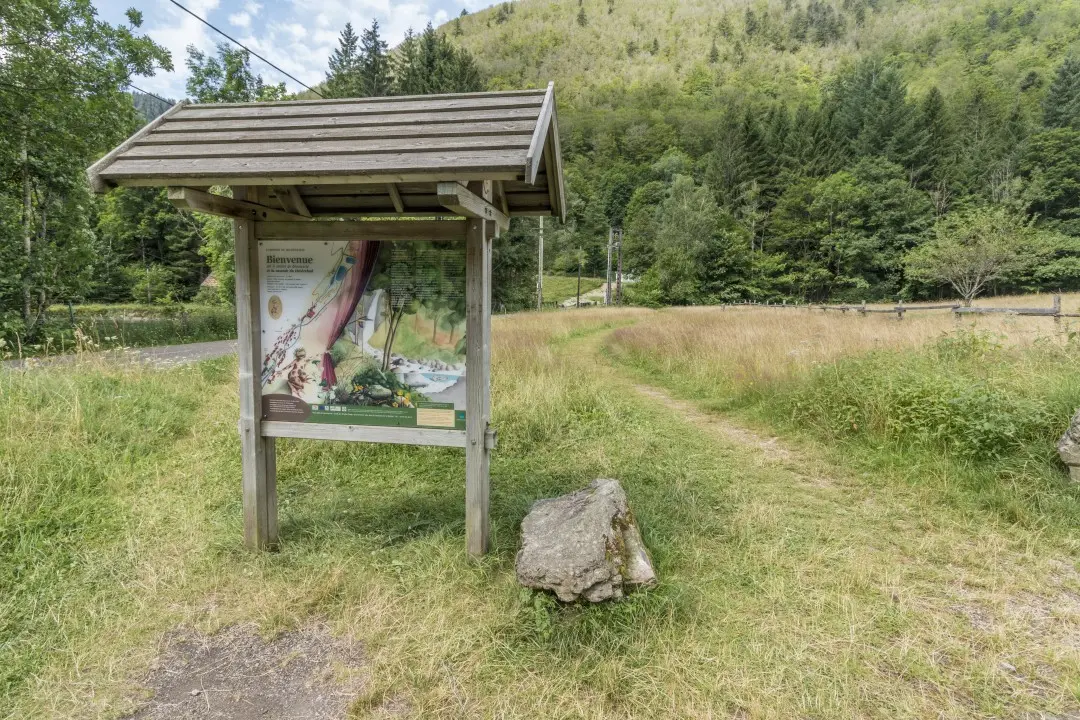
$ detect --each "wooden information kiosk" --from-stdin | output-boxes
[88,86,566,556]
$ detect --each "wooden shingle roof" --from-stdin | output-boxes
[88,85,566,221]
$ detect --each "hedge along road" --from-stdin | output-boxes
[2,339,238,370]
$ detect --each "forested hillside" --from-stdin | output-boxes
[447,0,1080,303]
[454,0,1079,105]
[6,0,1080,348]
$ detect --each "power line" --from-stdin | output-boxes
[166,0,325,98]
[125,82,174,107]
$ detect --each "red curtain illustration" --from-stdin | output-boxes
[321,239,380,388]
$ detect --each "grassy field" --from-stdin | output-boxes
[3,304,236,359]
[2,303,1079,718]
[541,274,605,305]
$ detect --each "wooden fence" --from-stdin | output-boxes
[722,295,1080,321]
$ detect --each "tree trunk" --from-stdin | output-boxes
[21,138,33,329]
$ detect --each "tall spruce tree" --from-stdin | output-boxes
[394,24,482,95]
[358,20,393,97]
[1043,57,1080,129]
[326,23,362,98]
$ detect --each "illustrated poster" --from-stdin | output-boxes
[258,238,466,430]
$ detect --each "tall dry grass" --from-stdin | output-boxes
[607,304,1079,394]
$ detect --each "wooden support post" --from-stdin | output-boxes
[465,194,493,557]
[233,187,278,551]
[615,227,623,305]
[605,227,613,306]
[1054,294,1062,328]
[897,300,904,321]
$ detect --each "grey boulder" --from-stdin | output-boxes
[516,478,656,603]
[1059,409,1080,483]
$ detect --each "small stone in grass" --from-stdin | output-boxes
[1058,409,1080,482]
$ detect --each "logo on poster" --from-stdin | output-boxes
[267,295,283,320]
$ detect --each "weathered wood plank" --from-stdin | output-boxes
[296,181,552,198]
[124,135,533,160]
[504,192,552,207]
[262,421,469,447]
[171,95,543,121]
[137,121,539,145]
[547,94,567,222]
[525,82,554,185]
[86,100,188,193]
[437,181,509,230]
[101,150,529,183]
[465,185,494,557]
[302,194,429,211]
[118,172,522,188]
[254,220,467,241]
[155,108,543,133]
[234,189,277,551]
[387,183,405,213]
[188,88,546,110]
[168,187,309,222]
[494,181,510,216]
[954,307,1058,315]
[298,182,434,196]
[282,186,311,217]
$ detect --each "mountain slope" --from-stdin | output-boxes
[447,0,1080,108]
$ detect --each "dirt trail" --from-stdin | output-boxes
[4,339,237,370]
[629,381,836,489]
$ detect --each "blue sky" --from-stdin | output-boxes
[92,0,492,100]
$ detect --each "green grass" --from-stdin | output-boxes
[3,304,236,359]
[541,274,605,305]
[3,310,1080,718]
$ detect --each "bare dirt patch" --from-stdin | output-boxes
[126,623,364,720]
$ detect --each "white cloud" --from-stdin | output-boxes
[126,0,469,100]
[143,0,222,99]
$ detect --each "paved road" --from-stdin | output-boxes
[4,339,238,370]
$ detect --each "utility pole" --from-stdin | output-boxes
[605,226,613,306]
[576,251,582,308]
[615,226,623,305]
[537,216,544,311]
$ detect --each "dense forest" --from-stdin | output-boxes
[3,0,1080,343]
[451,0,1080,304]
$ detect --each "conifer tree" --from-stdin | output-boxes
[709,40,720,64]
[577,7,587,27]
[359,19,392,97]
[394,24,483,96]
[325,23,361,98]
[744,9,758,37]
[1043,57,1080,129]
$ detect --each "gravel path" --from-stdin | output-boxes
[3,339,238,370]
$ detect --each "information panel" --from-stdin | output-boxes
[258,238,466,430]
